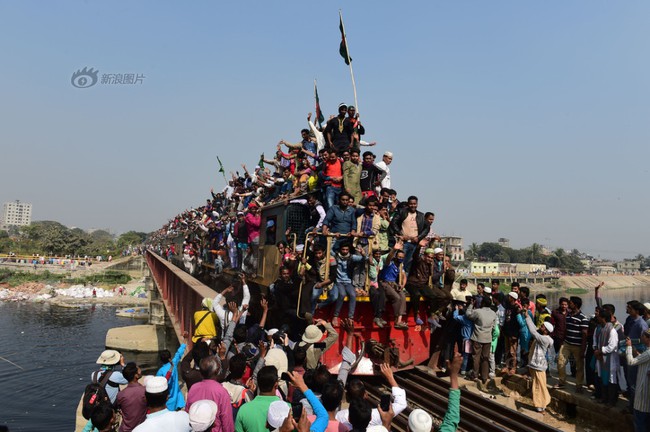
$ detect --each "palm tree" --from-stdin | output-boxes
[466,242,480,261]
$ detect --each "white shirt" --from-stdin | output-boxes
[374,161,391,189]
[132,409,190,432]
[212,284,251,329]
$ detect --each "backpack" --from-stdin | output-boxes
[82,382,110,420]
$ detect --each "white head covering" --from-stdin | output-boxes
[189,400,218,432]
[408,408,433,432]
[267,401,290,429]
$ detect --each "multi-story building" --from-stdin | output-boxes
[1,200,32,229]
[497,238,510,248]
[616,260,641,274]
[441,235,464,262]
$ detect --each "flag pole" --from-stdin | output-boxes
[339,10,359,115]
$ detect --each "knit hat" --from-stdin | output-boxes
[408,408,433,432]
[189,400,218,432]
[267,401,290,429]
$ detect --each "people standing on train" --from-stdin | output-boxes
[389,196,430,273]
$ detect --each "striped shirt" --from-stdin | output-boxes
[564,311,588,346]
[626,347,650,413]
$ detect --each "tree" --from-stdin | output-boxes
[466,242,480,261]
[117,231,148,250]
[478,243,503,261]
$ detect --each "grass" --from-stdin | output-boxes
[0,268,131,287]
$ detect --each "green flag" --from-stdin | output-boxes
[339,14,351,65]
[314,81,325,127]
[217,156,225,174]
[258,153,265,169]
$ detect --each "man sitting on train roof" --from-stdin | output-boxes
[321,192,357,253]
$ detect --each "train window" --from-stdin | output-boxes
[265,216,277,245]
[284,203,310,245]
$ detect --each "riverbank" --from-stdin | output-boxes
[0,278,148,307]
[464,274,650,294]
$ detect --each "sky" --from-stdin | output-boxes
[1,1,648,260]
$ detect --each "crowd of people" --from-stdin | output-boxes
[81,315,463,432]
[81,105,650,432]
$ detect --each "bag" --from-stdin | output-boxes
[82,382,110,420]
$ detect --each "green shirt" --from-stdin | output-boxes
[235,394,283,432]
[438,389,460,432]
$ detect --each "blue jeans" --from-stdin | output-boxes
[313,284,338,313]
[325,186,342,211]
[634,409,650,432]
[334,281,356,319]
[403,241,417,273]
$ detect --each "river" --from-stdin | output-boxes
[0,302,148,432]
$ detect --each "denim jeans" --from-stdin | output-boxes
[402,241,417,273]
[325,186,342,211]
[313,284,337,313]
[333,281,356,319]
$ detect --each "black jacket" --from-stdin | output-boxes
[389,208,430,242]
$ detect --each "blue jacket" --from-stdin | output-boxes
[156,343,187,411]
[453,309,474,341]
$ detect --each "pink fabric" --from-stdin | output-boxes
[244,213,261,243]
[185,379,234,432]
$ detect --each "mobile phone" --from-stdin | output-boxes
[313,342,326,349]
[380,393,391,412]
[292,403,303,420]
[280,372,291,382]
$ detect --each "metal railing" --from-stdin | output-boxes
[145,251,217,346]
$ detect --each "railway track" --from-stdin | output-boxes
[363,366,561,432]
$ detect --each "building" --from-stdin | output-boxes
[616,260,641,274]
[1,200,32,229]
[594,265,617,275]
[470,261,547,275]
[441,235,464,262]
[497,238,510,248]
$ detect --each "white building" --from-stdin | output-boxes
[441,235,464,262]
[1,200,32,229]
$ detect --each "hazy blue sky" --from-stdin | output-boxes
[1,1,648,260]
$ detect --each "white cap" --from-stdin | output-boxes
[367,427,389,432]
[433,247,444,254]
[267,401,290,429]
[644,302,650,311]
[543,321,555,334]
[383,151,393,158]
[508,291,519,300]
[408,408,433,432]
[483,287,492,294]
[189,400,218,432]
[145,376,168,394]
